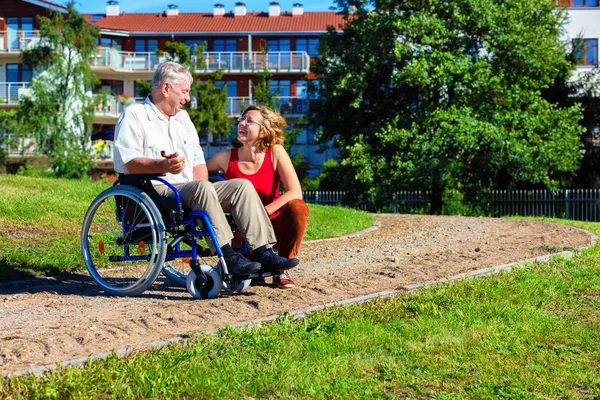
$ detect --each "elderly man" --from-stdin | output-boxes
[113,61,298,276]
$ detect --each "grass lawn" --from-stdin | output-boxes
[0,175,373,281]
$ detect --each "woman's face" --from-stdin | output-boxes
[237,110,264,146]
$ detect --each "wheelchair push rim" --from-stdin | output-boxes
[81,186,167,296]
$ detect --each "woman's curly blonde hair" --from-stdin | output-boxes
[242,104,286,153]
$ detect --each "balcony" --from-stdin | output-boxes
[0,82,31,106]
[91,51,311,74]
[225,96,311,116]
[92,50,160,71]
[90,95,311,119]
[197,51,311,74]
[0,30,42,52]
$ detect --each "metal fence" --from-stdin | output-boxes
[304,189,600,222]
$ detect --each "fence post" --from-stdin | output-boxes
[565,189,570,220]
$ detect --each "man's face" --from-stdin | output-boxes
[164,79,191,116]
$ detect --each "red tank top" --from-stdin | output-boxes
[225,147,281,217]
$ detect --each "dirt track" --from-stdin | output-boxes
[0,214,594,375]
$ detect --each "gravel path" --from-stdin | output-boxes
[0,214,593,375]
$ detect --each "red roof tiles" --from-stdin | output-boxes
[85,11,347,34]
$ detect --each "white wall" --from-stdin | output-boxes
[563,8,600,79]
[563,8,600,39]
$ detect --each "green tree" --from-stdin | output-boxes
[17,1,99,179]
[252,51,277,109]
[159,41,230,144]
[311,0,585,213]
[0,110,17,170]
[250,50,302,163]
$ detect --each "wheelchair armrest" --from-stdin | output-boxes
[117,173,166,183]
[115,173,183,221]
[209,169,225,182]
[208,169,224,177]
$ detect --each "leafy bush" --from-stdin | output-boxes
[50,147,92,179]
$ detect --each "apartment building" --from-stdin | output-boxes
[0,0,345,174]
[558,0,600,76]
[0,1,598,169]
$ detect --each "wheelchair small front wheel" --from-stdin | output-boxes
[223,278,251,293]
[186,265,222,299]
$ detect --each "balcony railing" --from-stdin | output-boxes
[1,133,38,156]
[0,30,43,51]
[196,51,311,73]
[0,82,31,105]
[90,95,311,117]
[226,96,311,116]
[1,86,311,118]
[91,50,161,71]
[91,50,311,73]
[1,34,311,73]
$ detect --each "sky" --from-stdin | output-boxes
[76,0,341,14]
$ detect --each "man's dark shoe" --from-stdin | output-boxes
[226,253,261,276]
[259,248,299,272]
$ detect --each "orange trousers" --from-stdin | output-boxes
[233,199,309,259]
[270,199,310,259]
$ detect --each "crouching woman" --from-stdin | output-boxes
[207,104,309,288]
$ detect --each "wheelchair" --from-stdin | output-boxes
[81,132,270,299]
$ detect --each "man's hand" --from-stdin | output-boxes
[161,151,186,174]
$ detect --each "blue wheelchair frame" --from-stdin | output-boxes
[113,175,225,264]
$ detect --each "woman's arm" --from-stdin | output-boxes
[265,144,303,216]
[206,149,231,172]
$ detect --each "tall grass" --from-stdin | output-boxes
[2,220,599,398]
[0,175,373,280]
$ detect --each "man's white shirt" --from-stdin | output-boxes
[113,97,205,185]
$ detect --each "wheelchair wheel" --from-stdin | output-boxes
[162,261,189,287]
[186,265,222,299]
[223,278,251,293]
[81,185,166,296]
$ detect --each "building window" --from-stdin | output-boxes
[296,125,318,144]
[296,38,319,56]
[214,39,237,52]
[214,80,238,97]
[267,39,290,52]
[98,37,122,51]
[267,39,291,67]
[570,0,598,6]
[134,39,158,53]
[296,80,307,98]
[7,17,33,49]
[185,39,207,54]
[574,39,598,65]
[6,63,32,82]
[98,79,124,96]
[269,80,291,97]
